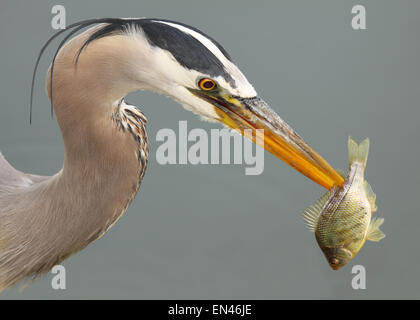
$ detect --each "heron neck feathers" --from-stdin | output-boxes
[0,30,150,289]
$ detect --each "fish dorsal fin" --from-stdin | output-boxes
[367,217,385,242]
[364,181,378,212]
[348,136,370,167]
[301,190,332,232]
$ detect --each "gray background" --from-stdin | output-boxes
[0,0,418,299]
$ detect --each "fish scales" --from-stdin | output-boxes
[302,137,385,270]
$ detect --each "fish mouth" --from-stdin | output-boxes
[329,259,345,271]
[324,247,353,270]
[190,89,344,189]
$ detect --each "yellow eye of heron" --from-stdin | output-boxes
[198,78,217,91]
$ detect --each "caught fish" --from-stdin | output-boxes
[302,137,385,270]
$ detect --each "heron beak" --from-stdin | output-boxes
[190,90,344,189]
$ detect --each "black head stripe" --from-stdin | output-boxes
[76,19,235,85]
[76,19,235,86]
[138,20,235,84]
[139,19,232,62]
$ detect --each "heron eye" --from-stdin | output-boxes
[198,78,217,91]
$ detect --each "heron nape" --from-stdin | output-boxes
[0,18,344,291]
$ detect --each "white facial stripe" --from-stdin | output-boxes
[151,20,231,68]
[147,19,257,98]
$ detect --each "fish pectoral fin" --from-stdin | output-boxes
[364,181,378,212]
[301,189,332,232]
[367,217,385,242]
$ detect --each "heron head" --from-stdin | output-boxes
[63,18,343,188]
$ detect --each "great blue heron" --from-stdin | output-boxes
[0,18,344,291]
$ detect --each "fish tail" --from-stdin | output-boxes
[348,136,370,168]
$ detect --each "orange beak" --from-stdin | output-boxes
[190,91,344,189]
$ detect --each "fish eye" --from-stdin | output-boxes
[198,78,217,91]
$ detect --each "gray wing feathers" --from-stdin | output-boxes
[0,152,47,191]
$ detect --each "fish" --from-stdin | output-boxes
[302,137,385,270]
